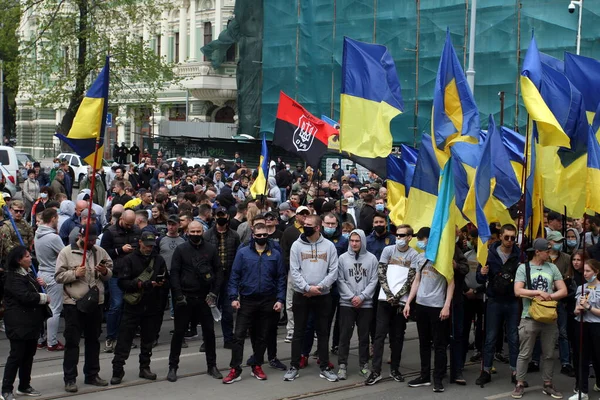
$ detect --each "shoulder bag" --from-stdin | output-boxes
[525,262,558,324]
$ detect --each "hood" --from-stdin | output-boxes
[566,227,580,249]
[35,224,57,239]
[298,232,326,245]
[346,229,367,257]
[268,176,277,188]
[59,200,75,217]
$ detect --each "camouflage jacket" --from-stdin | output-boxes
[0,219,34,262]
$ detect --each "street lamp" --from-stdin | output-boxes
[569,0,583,55]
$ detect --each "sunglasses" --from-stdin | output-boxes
[503,235,516,241]
[254,233,268,238]
[396,233,409,238]
[12,209,25,214]
[265,216,276,221]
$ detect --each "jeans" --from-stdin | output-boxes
[531,302,570,366]
[515,318,558,383]
[372,301,406,373]
[231,297,276,368]
[280,187,287,203]
[338,306,372,367]
[38,272,63,346]
[416,304,449,382]
[106,277,123,341]
[219,282,234,344]
[62,304,103,383]
[450,300,465,378]
[112,309,161,374]
[169,296,217,369]
[285,273,295,334]
[1,339,37,393]
[483,298,520,371]
[290,292,332,370]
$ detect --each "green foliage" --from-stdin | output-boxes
[0,0,21,133]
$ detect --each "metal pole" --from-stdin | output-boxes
[466,0,477,92]
[0,59,4,146]
[576,0,583,55]
[185,89,189,122]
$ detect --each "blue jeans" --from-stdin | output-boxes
[106,277,123,341]
[483,298,520,371]
[280,188,287,203]
[219,283,234,343]
[532,302,570,366]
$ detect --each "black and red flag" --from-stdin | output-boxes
[273,91,338,168]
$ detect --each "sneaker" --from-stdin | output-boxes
[408,376,432,387]
[495,352,509,364]
[390,369,404,382]
[285,331,293,343]
[365,371,382,386]
[543,383,563,399]
[16,386,41,397]
[223,368,242,384]
[299,355,309,369]
[1,392,15,400]
[511,375,530,388]
[330,346,339,355]
[47,342,65,351]
[184,329,198,338]
[433,381,445,392]
[284,367,299,381]
[476,371,491,386]
[561,365,575,378]
[269,358,287,371]
[64,381,78,393]
[470,351,482,362]
[36,341,47,350]
[251,365,267,380]
[528,361,540,373]
[359,364,370,378]
[337,364,347,380]
[512,384,525,399]
[569,392,588,400]
[453,371,466,385]
[104,339,114,353]
[319,368,338,382]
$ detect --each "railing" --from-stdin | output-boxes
[174,61,236,78]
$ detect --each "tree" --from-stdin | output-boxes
[0,0,20,139]
[18,0,178,135]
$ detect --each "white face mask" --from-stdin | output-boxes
[167,184,173,190]
[396,239,407,249]
[40,193,48,199]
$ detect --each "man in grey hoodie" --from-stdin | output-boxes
[284,215,339,383]
[34,208,65,351]
[336,229,378,381]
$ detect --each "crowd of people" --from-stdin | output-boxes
[0,152,598,400]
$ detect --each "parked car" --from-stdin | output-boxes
[16,151,37,183]
[57,153,111,187]
[165,157,210,168]
[0,164,21,199]
[0,146,21,184]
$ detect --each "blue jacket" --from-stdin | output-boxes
[366,231,396,261]
[228,240,286,303]
[476,241,521,299]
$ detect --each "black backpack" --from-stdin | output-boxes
[490,253,518,297]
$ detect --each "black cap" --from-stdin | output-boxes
[167,214,179,224]
[80,224,98,238]
[140,231,157,246]
[215,206,228,216]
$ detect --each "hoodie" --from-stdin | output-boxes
[34,225,65,276]
[337,229,378,308]
[566,227,580,253]
[58,200,75,232]
[289,232,339,294]
[267,176,281,205]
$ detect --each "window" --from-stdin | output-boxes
[175,32,180,63]
[71,156,80,167]
[156,34,161,56]
[225,20,236,62]
[203,22,212,61]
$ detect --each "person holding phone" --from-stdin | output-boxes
[110,232,167,385]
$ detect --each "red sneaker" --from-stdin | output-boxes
[222,368,241,384]
[47,341,65,351]
[251,365,267,380]
[299,355,309,369]
[37,341,47,349]
[316,358,335,370]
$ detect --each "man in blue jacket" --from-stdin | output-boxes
[222,223,286,384]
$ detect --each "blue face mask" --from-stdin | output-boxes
[567,239,577,248]
[342,233,350,239]
[552,243,562,251]
[323,227,336,236]
[375,204,385,212]
[417,240,427,250]
[587,275,597,284]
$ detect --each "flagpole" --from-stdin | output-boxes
[80,137,100,267]
[579,212,587,400]
[519,116,531,256]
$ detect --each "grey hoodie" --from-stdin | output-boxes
[289,232,339,294]
[34,224,65,276]
[566,227,580,252]
[337,229,378,308]
[58,201,75,232]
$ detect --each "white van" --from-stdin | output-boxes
[0,146,20,184]
[57,153,111,187]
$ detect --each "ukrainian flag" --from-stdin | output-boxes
[425,157,462,283]
[339,37,403,175]
[524,129,544,240]
[386,150,416,226]
[432,30,479,165]
[565,53,600,123]
[55,57,109,169]
[401,144,418,165]
[250,134,269,197]
[501,126,526,186]
[586,105,600,215]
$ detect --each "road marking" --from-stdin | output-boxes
[485,385,542,400]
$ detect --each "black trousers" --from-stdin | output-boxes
[369,284,380,344]
[231,297,276,369]
[169,296,216,369]
[63,304,103,383]
[462,298,485,357]
[112,309,161,374]
[371,301,406,373]
[573,322,600,394]
[2,338,37,393]
[250,303,280,361]
[291,292,332,370]
[416,304,449,382]
[338,306,373,367]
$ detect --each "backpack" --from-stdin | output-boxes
[490,252,518,297]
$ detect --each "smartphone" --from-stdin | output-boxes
[156,273,165,283]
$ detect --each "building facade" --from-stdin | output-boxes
[16,0,238,160]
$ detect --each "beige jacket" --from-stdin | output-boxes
[55,243,113,305]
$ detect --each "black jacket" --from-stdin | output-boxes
[3,270,46,340]
[275,169,293,188]
[280,223,302,268]
[203,226,241,277]
[452,245,470,304]
[476,241,521,299]
[100,223,142,275]
[170,240,222,299]
[118,249,168,315]
[359,204,376,234]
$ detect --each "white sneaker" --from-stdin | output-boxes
[568,392,588,400]
[285,331,293,343]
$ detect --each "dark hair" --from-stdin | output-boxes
[547,211,562,222]
[184,192,198,203]
[468,228,479,239]
[253,222,267,231]
[155,192,167,204]
[567,249,586,279]
[41,208,58,223]
[588,215,600,227]
[416,227,431,240]
[178,211,193,221]
[27,168,36,176]
[198,204,212,217]
[236,202,248,212]
[135,210,149,222]
[6,245,29,271]
[46,201,60,209]
[363,193,374,203]
[373,211,387,222]
[500,224,517,235]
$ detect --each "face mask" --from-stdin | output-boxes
[587,274,597,284]
[346,198,354,206]
[552,243,562,251]
[254,237,268,246]
[280,214,290,222]
[466,241,474,250]
[216,217,228,226]
[567,239,578,248]
[167,184,173,190]
[342,232,350,239]
[323,227,336,236]
[40,193,48,199]
[417,240,427,250]
[159,178,165,183]
[375,204,385,212]
[188,235,203,245]
[373,225,385,235]
[396,239,407,249]
[53,163,59,169]
[303,226,316,237]
[455,236,459,243]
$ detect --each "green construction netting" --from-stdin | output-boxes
[259,0,600,145]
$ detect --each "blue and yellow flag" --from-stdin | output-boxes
[425,157,462,282]
[401,144,418,165]
[432,30,479,163]
[586,104,600,215]
[250,134,269,197]
[501,126,526,185]
[339,37,403,176]
[55,57,109,169]
[565,53,600,123]
[386,150,417,226]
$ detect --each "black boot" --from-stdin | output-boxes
[207,366,223,379]
[139,367,157,380]
[110,370,124,385]
[167,368,178,382]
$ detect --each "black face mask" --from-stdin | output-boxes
[304,226,316,237]
[188,235,203,245]
[254,237,268,246]
[216,217,229,226]
[373,225,386,235]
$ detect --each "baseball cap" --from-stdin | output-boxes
[296,206,311,215]
[546,231,564,242]
[359,187,369,193]
[80,224,98,238]
[336,198,349,207]
[265,210,279,219]
[527,238,551,252]
[2,192,11,199]
[140,231,157,246]
[215,206,228,216]
[77,189,92,201]
[167,214,179,224]
[278,202,296,212]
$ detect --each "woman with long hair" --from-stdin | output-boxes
[567,250,586,397]
[1,246,50,399]
[150,204,168,236]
